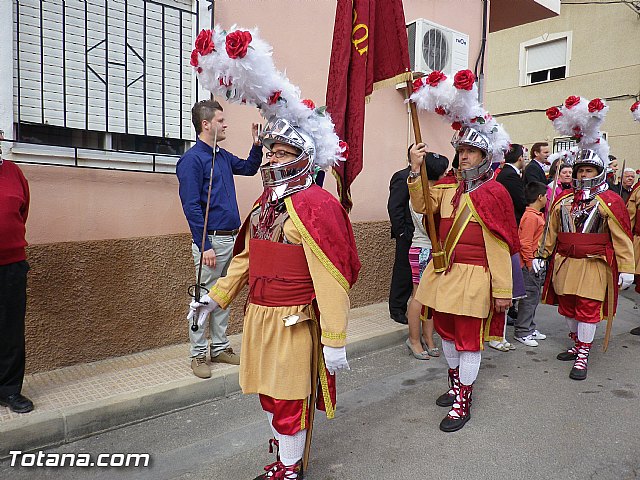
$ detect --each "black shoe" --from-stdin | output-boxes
[390,312,408,325]
[436,391,456,407]
[0,393,34,413]
[439,413,470,432]
[630,326,640,336]
[569,367,588,381]
[557,351,577,361]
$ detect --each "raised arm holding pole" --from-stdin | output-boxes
[405,78,447,273]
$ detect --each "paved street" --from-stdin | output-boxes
[2,294,640,480]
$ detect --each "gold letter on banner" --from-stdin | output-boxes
[351,9,369,56]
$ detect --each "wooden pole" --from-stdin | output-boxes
[405,79,447,272]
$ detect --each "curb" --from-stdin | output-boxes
[0,326,405,458]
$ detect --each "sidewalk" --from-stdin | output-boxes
[0,302,405,458]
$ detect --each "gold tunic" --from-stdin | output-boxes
[209,216,350,400]
[541,194,635,301]
[626,187,640,274]
[407,178,513,319]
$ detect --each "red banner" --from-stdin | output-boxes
[326,0,411,211]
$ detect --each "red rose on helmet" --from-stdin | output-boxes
[588,98,605,113]
[453,70,475,90]
[564,96,581,109]
[339,141,349,160]
[426,71,447,87]
[435,106,446,116]
[412,78,423,93]
[195,30,215,56]
[631,101,640,112]
[546,106,562,121]
[302,99,315,110]
[268,90,281,105]
[225,30,252,59]
[190,49,199,68]
[451,121,462,130]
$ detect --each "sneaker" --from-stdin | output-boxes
[191,355,211,379]
[531,330,547,340]
[212,347,240,365]
[514,335,538,347]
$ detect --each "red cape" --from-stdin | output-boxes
[234,185,360,290]
[599,189,632,239]
[289,185,361,289]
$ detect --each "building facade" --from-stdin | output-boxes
[0,0,558,373]
[485,2,640,167]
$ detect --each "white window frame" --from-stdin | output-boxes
[519,31,572,87]
[553,132,607,153]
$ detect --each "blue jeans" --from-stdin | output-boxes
[189,234,235,357]
[514,266,544,338]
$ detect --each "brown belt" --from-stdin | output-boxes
[207,229,239,236]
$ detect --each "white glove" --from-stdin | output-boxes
[323,346,349,375]
[187,294,219,329]
[619,273,634,290]
[532,258,547,274]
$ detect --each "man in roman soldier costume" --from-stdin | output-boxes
[408,126,519,432]
[190,117,359,479]
[627,100,640,336]
[540,96,634,380]
[625,178,640,336]
[188,27,360,478]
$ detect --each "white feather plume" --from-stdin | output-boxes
[631,101,640,122]
[192,26,343,170]
[410,70,511,161]
[547,96,610,164]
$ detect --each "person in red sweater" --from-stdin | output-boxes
[513,181,548,347]
[0,141,33,414]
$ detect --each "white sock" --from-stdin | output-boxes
[278,430,306,466]
[565,316,578,334]
[266,412,279,440]
[458,351,481,385]
[577,321,596,343]
[441,339,460,369]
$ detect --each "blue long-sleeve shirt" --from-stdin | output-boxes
[176,138,262,251]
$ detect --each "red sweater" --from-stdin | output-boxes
[0,160,30,265]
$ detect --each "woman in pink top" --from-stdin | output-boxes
[546,162,572,214]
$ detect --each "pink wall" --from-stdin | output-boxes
[23,0,484,245]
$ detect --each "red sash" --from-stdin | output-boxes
[556,232,612,259]
[439,218,487,267]
[248,239,315,307]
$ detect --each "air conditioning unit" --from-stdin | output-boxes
[406,19,470,76]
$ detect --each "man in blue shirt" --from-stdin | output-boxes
[177,100,262,378]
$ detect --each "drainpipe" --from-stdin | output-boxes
[475,0,488,104]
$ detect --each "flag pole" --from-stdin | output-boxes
[405,78,446,273]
